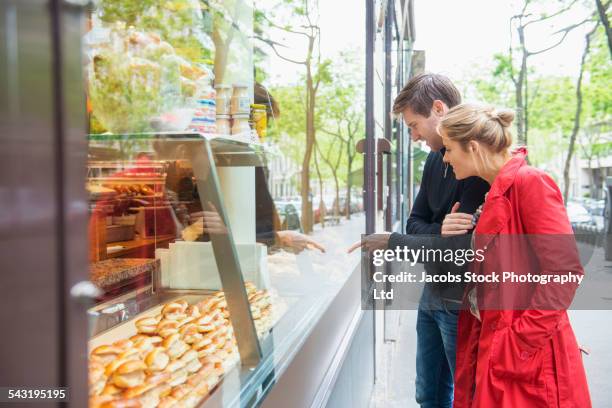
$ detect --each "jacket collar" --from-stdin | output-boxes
[487,147,528,199]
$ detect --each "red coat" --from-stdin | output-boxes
[454,148,591,408]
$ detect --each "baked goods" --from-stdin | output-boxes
[156,320,179,338]
[111,361,147,388]
[90,259,160,291]
[136,316,160,335]
[145,348,169,372]
[91,345,123,365]
[88,284,275,407]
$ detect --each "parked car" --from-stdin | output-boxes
[336,194,363,215]
[275,201,302,231]
[566,201,596,228]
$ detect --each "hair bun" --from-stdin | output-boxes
[494,109,515,128]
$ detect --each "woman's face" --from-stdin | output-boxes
[441,131,478,180]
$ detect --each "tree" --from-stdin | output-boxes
[563,22,600,202]
[594,0,612,58]
[506,0,593,145]
[253,0,325,233]
[317,51,364,220]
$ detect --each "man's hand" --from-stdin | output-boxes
[347,233,392,253]
[276,230,326,254]
[441,202,474,237]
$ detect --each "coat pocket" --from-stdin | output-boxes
[489,326,543,383]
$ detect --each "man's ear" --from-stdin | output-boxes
[432,100,448,116]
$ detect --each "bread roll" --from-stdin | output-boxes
[162,302,187,321]
[163,333,189,359]
[168,368,188,387]
[179,323,200,344]
[101,383,122,396]
[185,358,203,374]
[99,398,141,408]
[136,316,160,334]
[112,339,134,350]
[165,358,186,373]
[91,345,123,365]
[185,305,201,319]
[123,372,169,398]
[89,395,115,408]
[192,336,212,351]
[158,396,177,408]
[111,361,146,388]
[144,347,169,372]
[157,320,179,338]
[170,384,192,400]
[196,343,217,358]
[181,349,198,363]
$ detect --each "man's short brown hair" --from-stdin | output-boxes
[392,73,461,118]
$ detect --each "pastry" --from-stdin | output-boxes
[91,345,123,365]
[88,395,115,408]
[111,361,146,388]
[161,303,186,320]
[185,358,202,374]
[99,398,141,408]
[135,316,160,335]
[144,347,169,372]
[112,339,134,350]
[196,298,216,313]
[89,361,107,396]
[101,383,122,396]
[170,384,192,400]
[157,320,179,338]
[196,343,217,358]
[179,349,198,364]
[165,359,186,373]
[104,354,139,377]
[158,396,177,408]
[168,368,188,387]
[179,323,199,344]
[123,372,169,398]
[192,336,212,351]
[185,305,200,319]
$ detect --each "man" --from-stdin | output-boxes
[351,73,488,407]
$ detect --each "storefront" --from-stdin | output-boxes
[0,0,415,407]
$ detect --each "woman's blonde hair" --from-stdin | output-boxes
[439,104,514,152]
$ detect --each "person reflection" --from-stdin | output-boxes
[181,165,325,254]
[181,82,325,254]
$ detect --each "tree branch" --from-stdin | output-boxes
[595,0,612,58]
[253,35,307,65]
[527,18,592,56]
[523,0,578,28]
[257,11,311,37]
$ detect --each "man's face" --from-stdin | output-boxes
[401,103,446,151]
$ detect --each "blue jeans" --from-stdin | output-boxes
[415,285,459,408]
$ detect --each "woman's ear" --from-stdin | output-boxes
[468,140,479,153]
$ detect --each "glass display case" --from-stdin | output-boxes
[82,1,364,407]
[85,133,361,408]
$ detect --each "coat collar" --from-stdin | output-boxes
[487,147,528,199]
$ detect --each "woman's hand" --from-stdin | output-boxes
[181,202,228,241]
[276,230,326,254]
[442,202,474,236]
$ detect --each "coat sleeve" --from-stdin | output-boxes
[511,168,582,351]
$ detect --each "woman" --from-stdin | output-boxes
[438,104,591,407]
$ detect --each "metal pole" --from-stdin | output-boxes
[365,0,376,235]
[384,0,393,232]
